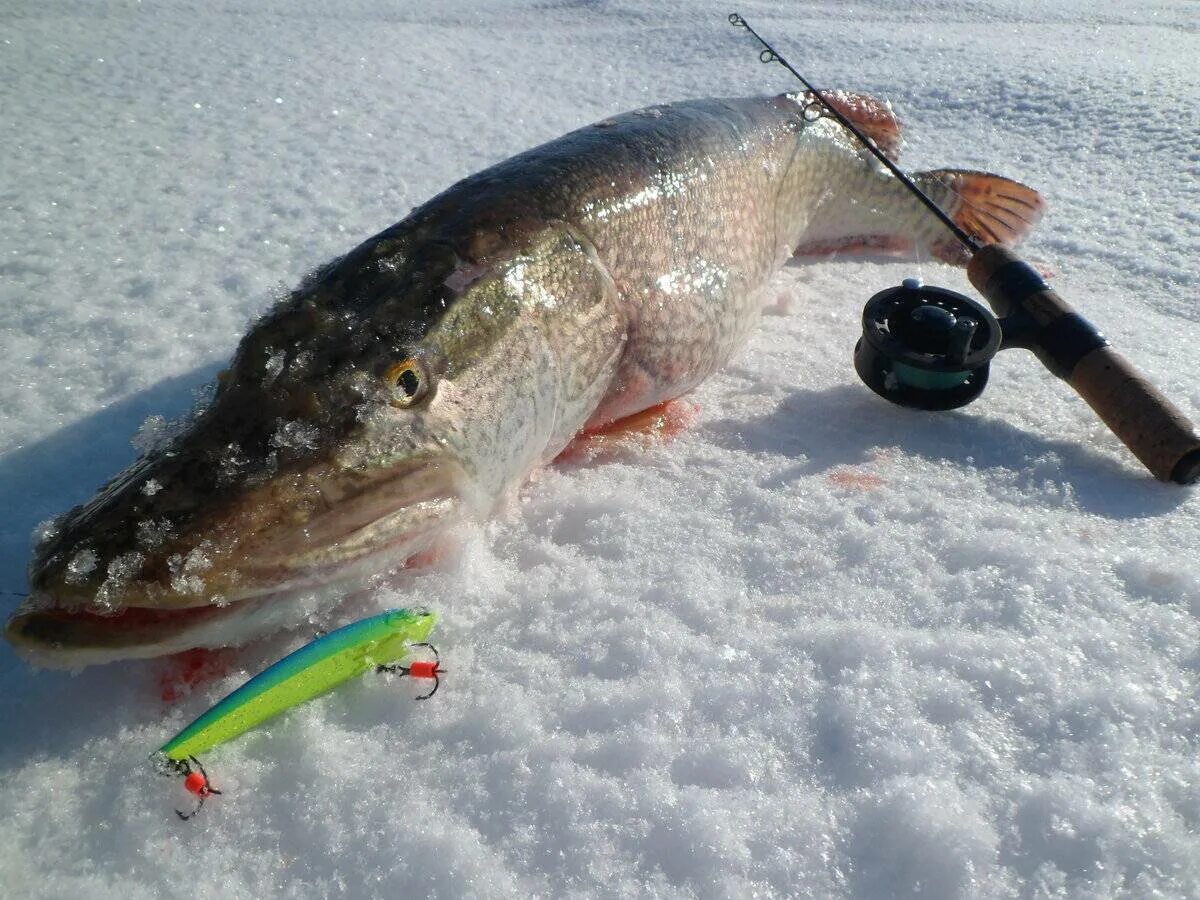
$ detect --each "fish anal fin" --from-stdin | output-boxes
[791,90,903,162]
[793,234,915,261]
[556,399,699,466]
[918,169,1046,265]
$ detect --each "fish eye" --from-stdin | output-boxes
[383,358,432,408]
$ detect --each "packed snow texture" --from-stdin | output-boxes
[2,1,1199,897]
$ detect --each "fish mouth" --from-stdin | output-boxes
[5,456,469,667]
[5,594,289,666]
[245,455,468,575]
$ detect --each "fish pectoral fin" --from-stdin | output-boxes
[916,169,1046,265]
[556,399,700,466]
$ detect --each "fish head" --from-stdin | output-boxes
[7,225,587,666]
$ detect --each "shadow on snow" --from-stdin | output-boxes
[0,363,223,771]
[703,383,1187,520]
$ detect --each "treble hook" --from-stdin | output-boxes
[378,642,445,700]
[161,754,222,821]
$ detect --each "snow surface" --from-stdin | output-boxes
[2,0,1199,896]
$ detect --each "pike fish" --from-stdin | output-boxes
[6,92,1042,666]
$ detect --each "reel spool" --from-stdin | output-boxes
[854,278,1001,411]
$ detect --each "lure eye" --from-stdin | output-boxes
[383,358,432,408]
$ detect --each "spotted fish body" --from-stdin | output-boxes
[6,94,1042,665]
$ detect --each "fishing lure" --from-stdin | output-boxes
[151,607,442,819]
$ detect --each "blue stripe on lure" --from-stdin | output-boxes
[152,608,440,819]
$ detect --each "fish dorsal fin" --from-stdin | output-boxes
[787,90,903,161]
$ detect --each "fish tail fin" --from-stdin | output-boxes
[913,169,1046,266]
[790,156,1044,268]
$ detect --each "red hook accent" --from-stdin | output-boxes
[377,642,444,700]
[183,771,210,795]
[407,660,439,679]
[159,755,222,820]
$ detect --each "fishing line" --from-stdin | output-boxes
[728,12,979,252]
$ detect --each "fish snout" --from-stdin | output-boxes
[244,455,471,574]
[7,447,472,665]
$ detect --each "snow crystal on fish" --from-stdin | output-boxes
[33,516,63,548]
[263,349,286,383]
[64,547,97,583]
[168,544,213,596]
[136,518,174,550]
[271,419,322,451]
[92,551,145,612]
[132,414,181,456]
[218,442,249,481]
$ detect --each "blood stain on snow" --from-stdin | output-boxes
[556,399,701,466]
[827,467,886,490]
[158,647,234,703]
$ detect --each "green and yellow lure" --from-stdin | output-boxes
[153,607,440,818]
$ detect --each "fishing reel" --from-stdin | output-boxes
[851,255,1200,485]
[854,278,1001,411]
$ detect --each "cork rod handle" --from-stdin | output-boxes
[967,245,1200,484]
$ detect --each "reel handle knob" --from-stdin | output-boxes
[968,244,1200,484]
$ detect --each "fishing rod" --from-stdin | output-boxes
[728,13,979,254]
[729,13,1200,485]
